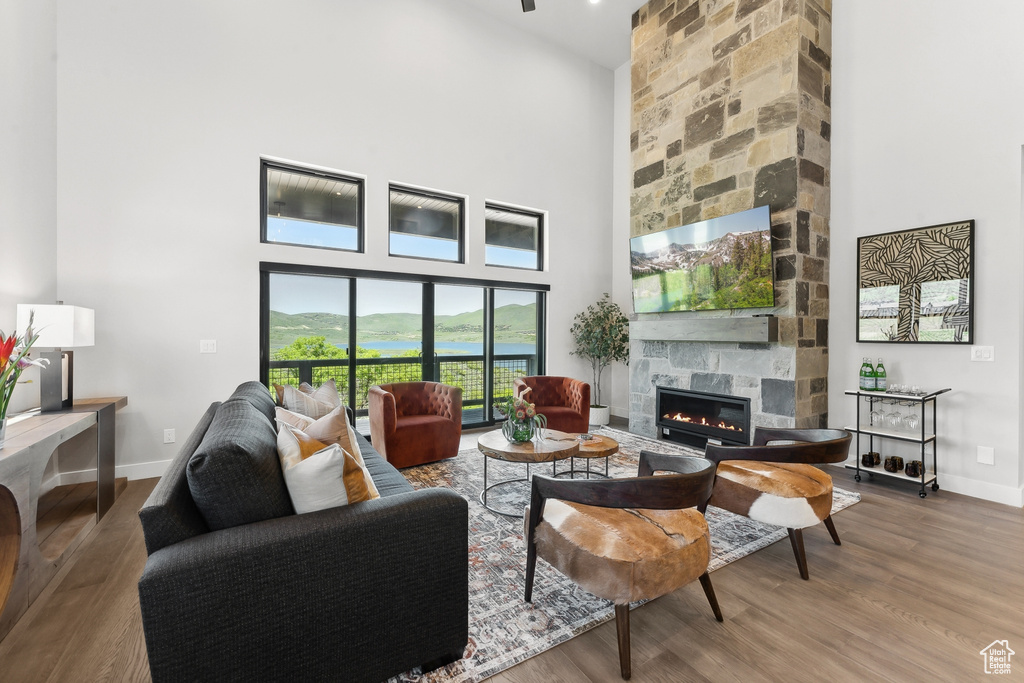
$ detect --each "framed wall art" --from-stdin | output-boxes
[857,219,974,343]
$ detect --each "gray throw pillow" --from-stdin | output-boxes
[186,397,294,530]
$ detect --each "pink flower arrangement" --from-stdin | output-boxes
[494,395,547,432]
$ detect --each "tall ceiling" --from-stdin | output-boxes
[456,0,647,70]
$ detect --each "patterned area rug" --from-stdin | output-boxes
[389,426,860,683]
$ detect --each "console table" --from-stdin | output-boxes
[0,397,127,642]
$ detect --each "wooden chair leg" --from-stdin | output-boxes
[788,528,809,580]
[524,538,537,603]
[698,572,723,622]
[614,603,631,680]
[823,514,841,546]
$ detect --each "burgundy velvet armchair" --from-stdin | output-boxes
[513,376,590,433]
[368,382,462,469]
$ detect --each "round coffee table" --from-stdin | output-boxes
[555,433,619,479]
[477,429,579,518]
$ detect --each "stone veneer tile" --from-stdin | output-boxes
[694,175,737,201]
[756,95,798,135]
[732,19,799,81]
[690,372,734,396]
[754,157,797,211]
[710,128,756,160]
[667,2,701,36]
[634,160,665,188]
[684,101,725,149]
[737,0,776,22]
[761,378,796,416]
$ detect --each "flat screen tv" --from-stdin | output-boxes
[630,205,774,313]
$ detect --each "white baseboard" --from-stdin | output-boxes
[117,460,171,481]
[834,457,1023,508]
[44,460,172,487]
[939,473,1024,508]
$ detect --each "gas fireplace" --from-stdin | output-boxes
[656,387,751,448]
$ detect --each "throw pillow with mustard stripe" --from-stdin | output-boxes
[277,423,377,514]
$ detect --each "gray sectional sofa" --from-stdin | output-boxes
[137,381,469,683]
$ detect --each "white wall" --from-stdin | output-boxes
[831,0,1024,506]
[0,0,58,414]
[608,61,632,417]
[54,0,614,477]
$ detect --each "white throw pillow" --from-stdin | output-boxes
[277,424,376,514]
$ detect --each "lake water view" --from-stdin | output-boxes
[340,341,536,356]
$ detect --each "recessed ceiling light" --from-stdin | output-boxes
[589,0,600,4]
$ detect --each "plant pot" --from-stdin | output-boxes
[590,405,610,427]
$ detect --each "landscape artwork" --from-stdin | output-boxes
[630,205,774,313]
[857,220,974,343]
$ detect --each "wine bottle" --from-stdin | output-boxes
[859,357,876,391]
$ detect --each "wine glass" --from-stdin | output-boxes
[904,412,921,431]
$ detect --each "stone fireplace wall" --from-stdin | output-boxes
[629,0,831,435]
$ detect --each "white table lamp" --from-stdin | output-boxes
[16,303,95,412]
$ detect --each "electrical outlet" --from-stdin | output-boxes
[970,345,994,361]
[977,446,994,465]
[199,339,217,354]
[163,428,176,444]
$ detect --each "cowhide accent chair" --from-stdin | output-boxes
[513,376,590,432]
[368,381,462,468]
[524,452,722,680]
[704,428,853,580]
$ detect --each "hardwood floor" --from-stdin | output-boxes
[1,455,1021,682]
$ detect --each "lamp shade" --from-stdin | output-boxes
[16,304,95,348]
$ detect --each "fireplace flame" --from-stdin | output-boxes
[663,413,743,432]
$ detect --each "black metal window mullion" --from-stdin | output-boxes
[422,283,436,381]
[483,287,495,423]
[347,277,358,411]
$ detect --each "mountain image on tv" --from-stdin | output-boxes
[630,206,774,313]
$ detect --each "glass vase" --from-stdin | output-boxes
[502,417,534,443]
[0,416,6,450]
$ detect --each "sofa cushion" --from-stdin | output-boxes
[186,397,294,530]
[227,380,277,424]
[356,431,414,498]
[277,425,374,514]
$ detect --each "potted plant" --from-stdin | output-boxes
[569,294,629,426]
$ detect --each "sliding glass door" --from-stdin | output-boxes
[354,279,423,412]
[492,289,542,406]
[433,285,486,424]
[261,264,546,432]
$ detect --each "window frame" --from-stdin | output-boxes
[260,158,365,253]
[484,202,545,272]
[387,184,466,264]
[260,262,548,429]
